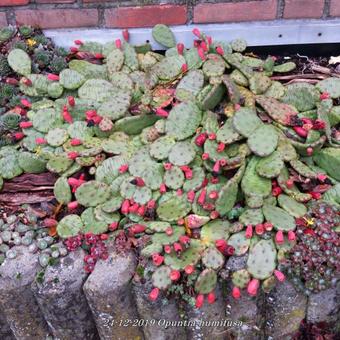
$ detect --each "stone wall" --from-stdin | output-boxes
[0,243,338,339]
[0,1,340,29]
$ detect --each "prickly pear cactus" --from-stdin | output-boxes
[1,24,339,305]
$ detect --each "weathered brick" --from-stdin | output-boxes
[0,12,7,27]
[104,5,187,28]
[35,0,75,3]
[284,0,324,19]
[0,0,29,6]
[330,0,340,16]
[15,9,98,29]
[193,0,277,23]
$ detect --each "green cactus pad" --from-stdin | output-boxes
[149,136,176,160]
[215,180,238,216]
[256,151,284,178]
[106,49,124,73]
[247,239,276,280]
[249,73,272,95]
[216,118,242,144]
[247,124,278,157]
[46,155,73,174]
[97,92,131,121]
[32,108,62,133]
[151,226,185,245]
[46,128,69,147]
[152,265,172,290]
[115,115,159,135]
[59,69,85,90]
[57,214,83,239]
[313,147,340,181]
[94,206,120,225]
[184,48,203,70]
[81,208,108,234]
[75,180,110,207]
[154,55,185,81]
[133,186,152,205]
[141,242,163,258]
[197,83,225,111]
[164,166,185,190]
[78,79,115,102]
[18,152,46,174]
[100,196,123,213]
[232,269,251,289]
[202,55,226,78]
[0,154,23,179]
[264,81,286,99]
[194,268,217,294]
[282,83,319,111]
[175,70,205,102]
[165,102,202,141]
[145,221,171,233]
[227,231,250,256]
[276,137,297,161]
[8,49,31,76]
[164,239,204,270]
[123,42,139,71]
[168,141,196,166]
[152,24,176,48]
[202,247,225,270]
[256,95,298,126]
[69,60,107,80]
[157,195,191,222]
[262,204,296,231]
[289,159,317,179]
[273,62,296,73]
[232,107,262,137]
[182,167,205,192]
[241,157,271,198]
[108,71,134,91]
[316,78,340,98]
[231,39,247,52]
[277,194,307,218]
[239,208,264,226]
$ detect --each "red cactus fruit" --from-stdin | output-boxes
[177,43,184,55]
[137,205,145,216]
[247,279,259,296]
[47,73,59,81]
[264,222,274,231]
[74,39,83,45]
[173,242,182,252]
[35,138,47,145]
[197,48,206,61]
[216,46,224,55]
[272,186,282,197]
[320,92,330,100]
[170,270,181,281]
[181,63,188,72]
[67,96,75,107]
[232,286,241,299]
[20,99,31,108]
[164,162,172,170]
[62,110,73,123]
[19,121,33,129]
[317,173,327,182]
[67,151,79,160]
[160,183,167,194]
[202,153,209,160]
[255,224,264,235]
[217,142,225,152]
[122,29,129,41]
[200,41,208,52]
[185,265,194,275]
[195,133,207,146]
[118,164,129,173]
[115,38,122,49]
[286,178,294,188]
[197,188,207,205]
[68,201,79,210]
[149,287,160,301]
[195,294,204,308]
[155,108,169,118]
[165,227,173,236]
[275,230,284,244]
[207,291,216,304]
[245,224,253,239]
[306,147,313,156]
[208,132,216,140]
[70,138,82,146]
[210,211,219,219]
[44,218,58,228]
[109,222,118,231]
[13,132,25,140]
[129,224,146,235]
[187,190,196,203]
[293,126,308,138]
[147,200,156,209]
[179,235,190,245]
[274,270,285,282]
[192,28,201,37]
[70,47,78,53]
[121,199,130,214]
[164,245,172,254]
[152,253,164,266]
[212,160,220,174]
[288,230,296,241]
[310,192,321,199]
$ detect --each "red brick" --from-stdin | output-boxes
[0,12,7,27]
[35,0,75,3]
[194,0,277,23]
[284,0,324,19]
[104,5,187,28]
[0,0,29,6]
[15,9,98,29]
[330,0,340,16]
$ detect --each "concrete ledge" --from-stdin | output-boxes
[44,19,340,49]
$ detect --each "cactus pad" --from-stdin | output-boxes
[316,78,340,98]
[256,151,284,178]
[262,204,296,231]
[277,194,307,218]
[168,141,196,166]
[194,269,217,294]
[152,24,176,48]
[75,180,110,207]
[247,239,276,280]
[232,269,251,289]
[202,247,225,270]
[227,231,250,256]
[57,214,83,239]
[157,195,191,222]
[239,208,264,226]
[8,49,31,76]
[247,125,278,157]
[233,108,262,137]
[152,265,172,290]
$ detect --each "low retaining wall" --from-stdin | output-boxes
[1,1,340,29]
[0,243,338,339]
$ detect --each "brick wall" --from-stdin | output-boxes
[0,1,339,29]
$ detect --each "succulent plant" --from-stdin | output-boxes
[0,24,339,307]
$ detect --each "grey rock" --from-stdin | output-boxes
[133,263,187,340]
[83,247,144,340]
[185,284,228,340]
[31,248,98,340]
[0,309,15,340]
[265,280,307,338]
[307,282,339,324]
[225,282,263,340]
[226,255,248,272]
[0,246,50,339]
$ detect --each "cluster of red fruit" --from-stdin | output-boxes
[64,232,109,272]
